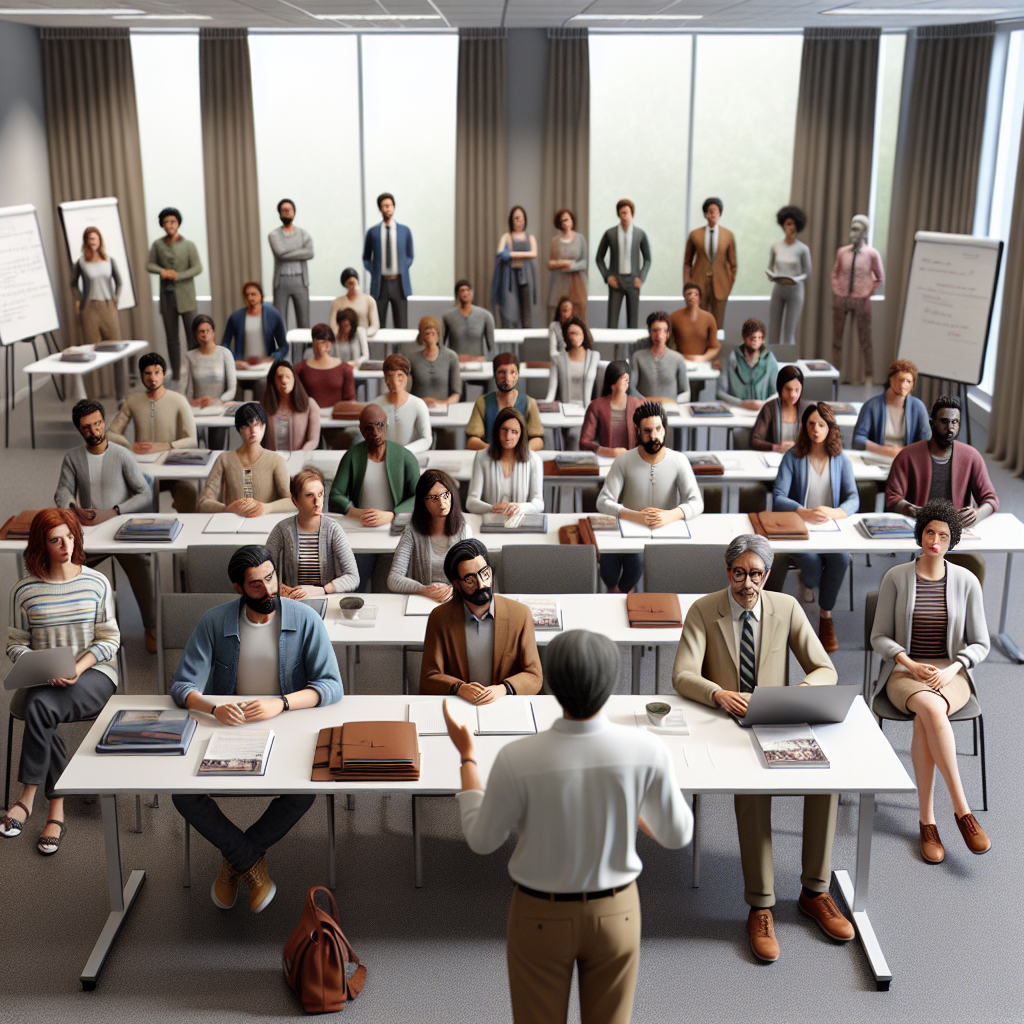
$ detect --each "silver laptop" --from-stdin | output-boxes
[733,685,860,727]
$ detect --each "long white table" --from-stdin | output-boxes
[56,691,914,990]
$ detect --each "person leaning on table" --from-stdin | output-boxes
[420,539,542,704]
[443,629,692,1024]
[672,534,854,963]
[465,407,544,517]
[170,545,343,914]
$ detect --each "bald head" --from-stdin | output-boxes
[359,403,387,450]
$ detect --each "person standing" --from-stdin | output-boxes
[831,214,884,384]
[73,226,122,346]
[443,280,496,359]
[767,205,811,347]
[268,198,314,329]
[546,207,588,323]
[493,206,539,329]
[363,192,414,328]
[684,197,737,331]
[146,206,202,382]
[595,199,651,329]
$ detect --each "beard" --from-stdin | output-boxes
[244,593,279,616]
[641,438,663,455]
[496,379,514,393]
[84,432,105,447]
[933,431,955,450]
[280,216,294,227]
[463,586,492,607]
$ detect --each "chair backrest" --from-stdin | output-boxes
[499,543,598,595]
[157,592,237,696]
[864,591,879,651]
[643,544,728,595]
[185,545,244,593]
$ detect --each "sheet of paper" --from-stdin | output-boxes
[238,512,291,534]
[652,520,691,539]
[805,519,841,532]
[405,594,439,616]
[758,452,783,468]
[476,697,537,735]
[559,402,586,417]
[407,701,448,736]
[203,513,244,534]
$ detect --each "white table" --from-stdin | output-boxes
[56,691,913,990]
[21,341,148,448]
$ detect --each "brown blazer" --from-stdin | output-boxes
[420,594,543,695]
[672,588,836,707]
[684,226,737,301]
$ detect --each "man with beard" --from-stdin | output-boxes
[170,545,342,914]
[268,198,314,329]
[596,401,704,593]
[465,353,544,451]
[420,539,542,702]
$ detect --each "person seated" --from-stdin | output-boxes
[769,402,859,652]
[672,534,853,962]
[545,315,599,406]
[443,279,496,359]
[1,509,120,853]
[259,359,320,453]
[329,266,380,339]
[871,500,991,862]
[630,311,690,403]
[548,295,575,362]
[444,629,692,1024]
[381,353,432,454]
[669,282,720,362]
[55,399,157,650]
[751,365,808,453]
[466,408,544,516]
[295,323,356,411]
[420,539,543,701]
[388,469,472,600]
[596,401,703,594]
[221,280,288,370]
[853,358,930,457]
[169,545,343,913]
[466,353,544,452]
[409,316,462,408]
[182,314,237,408]
[332,307,370,366]
[198,403,292,517]
[718,317,779,410]
[580,360,644,458]
[266,467,358,599]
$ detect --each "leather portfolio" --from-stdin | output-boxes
[525,360,552,369]
[558,524,581,545]
[749,511,809,540]
[686,453,725,476]
[332,401,367,420]
[0,510,41,541]
[544,461,599,477]
[312,722,420,782]
[626,593,683,629]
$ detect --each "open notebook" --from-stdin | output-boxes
[618,519,691,540]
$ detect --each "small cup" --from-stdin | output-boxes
[646,702,671,727]
[339,597,364,620]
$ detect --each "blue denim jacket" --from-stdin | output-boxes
[170,597,343,708]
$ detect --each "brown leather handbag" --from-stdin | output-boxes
[283,886,366,1013]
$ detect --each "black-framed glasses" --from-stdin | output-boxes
[457,564,493,588]
[425,491,452,503]
[361,421,386,431]
[729,567,766,584]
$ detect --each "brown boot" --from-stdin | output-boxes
[954,813,991,855]
[798,890,855,941]
[211,858,241,909]
[818,615,838,653]
[241,855,277,913]
[919,822,945,863]
[748,908,780,962]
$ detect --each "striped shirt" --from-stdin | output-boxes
[7,567,120,686]
[909,573,948,660]
[296,530,321,587]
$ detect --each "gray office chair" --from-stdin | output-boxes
[500,544,598,595]
[184,545,245,594]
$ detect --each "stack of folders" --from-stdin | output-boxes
[480,512,548,533]
[96,709,197,755]
[857,515,916,540]
[686,453,724,476]
[114,517,183,543]
[311,722,420,782]
[164,449,215,467]
[688,402,730,416]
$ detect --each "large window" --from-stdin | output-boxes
[869,33,906,276]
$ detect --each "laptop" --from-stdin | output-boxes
[732,685,860,727]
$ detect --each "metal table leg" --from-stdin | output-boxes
[691,794,701,888]
[994,553,1023,662]
[327,794,336,890]
[80,794,145,990]
[412,794,423,888]
[631,645,641,695]
[28,368,36,449]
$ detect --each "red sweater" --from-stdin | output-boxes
[885,440,999,513]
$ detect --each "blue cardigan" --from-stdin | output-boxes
[170,596,343,707]
[773,449,860,516]
[852,392,930,450]
[221,303,289,360]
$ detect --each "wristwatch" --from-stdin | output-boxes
[281,694,290,712]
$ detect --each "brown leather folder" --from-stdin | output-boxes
[311,722,420,782]
[525,360,551,369]
[626,592,683,628]
[332,401,367,420]
[748,511,809,540]
[558,524,581,545]
[0,510,40,541]
[544,461,599,477]
[577,518,597,548]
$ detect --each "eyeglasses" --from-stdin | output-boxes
[361,421,386,431]
[425,491,452,503]
[457,564,493,588]
[729,567,766,584]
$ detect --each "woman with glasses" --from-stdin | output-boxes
[466,407,544,517]
[388,470,471,602]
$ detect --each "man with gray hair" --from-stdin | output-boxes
[672,534,851,963]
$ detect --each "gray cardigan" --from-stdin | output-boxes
[265,515,360,593]
[387,521,471,594]
[54,443,153,514]
[870,559,989,698]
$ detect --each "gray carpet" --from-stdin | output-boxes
[1,383,1022,1022]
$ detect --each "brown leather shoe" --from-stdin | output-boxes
[748,908,780,962]
[798,891,855,942]
[211,858,240,909]
[145,627,157,654]
[919,822,945,863]
[818,615,838,653]
[241,855,277,913]
[955,812,991,855]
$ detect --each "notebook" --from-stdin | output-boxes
[476,698,537,736]
[405,594,440,616]
[618,518,691,540]
[96,709,197,755]
[407,700,448,736]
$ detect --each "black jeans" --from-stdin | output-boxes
[600,553,643,593]
[376,277,408,328]
[172,792,316,873]
[159,288,195,381]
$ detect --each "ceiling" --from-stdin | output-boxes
[0,0,1017,31]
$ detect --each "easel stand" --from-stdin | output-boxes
[4,331,61,448]
[919,375,971,447]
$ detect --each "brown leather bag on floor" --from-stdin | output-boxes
[283,886,366,1013]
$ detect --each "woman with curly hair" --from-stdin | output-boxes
[767,204,811,346]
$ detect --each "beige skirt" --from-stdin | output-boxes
[885,657,971,715]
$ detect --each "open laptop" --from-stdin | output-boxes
[732,685,860,727]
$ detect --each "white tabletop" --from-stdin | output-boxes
[22,340,148,377]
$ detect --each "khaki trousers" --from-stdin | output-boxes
[81,299,126,398]
[734,792,838,908]
[700,284,729,330]
[507,882,641,1024]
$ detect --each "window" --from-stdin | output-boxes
[868,33,906,277]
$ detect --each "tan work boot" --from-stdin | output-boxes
[211,858,241,909]
[241,855,277,913]
[748,908,780,962]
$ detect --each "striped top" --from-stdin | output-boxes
[909,572,948,660]
[296,530,321,587]
[7,567,120,686]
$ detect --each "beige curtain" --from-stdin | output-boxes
[884,22,994,403]
[199,28,261,333]
[540,27,589,317]
[455,29,508,314]
[40,27,154,397]
[790,27,880,383]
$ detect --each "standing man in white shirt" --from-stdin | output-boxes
[268,198,314,330]
[363,192,414,329]
[595,199,651,329]
[444,629,692,1024]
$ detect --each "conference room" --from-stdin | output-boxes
[1,2,1023,1022]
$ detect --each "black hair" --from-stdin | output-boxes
[914,499,963,550]
[488,406,530,464]
[508,205,528,232]
[560,315,592,349]
[72,398,104,429]
[702,196,724,215]
[931,395,961,419]
[158,206,182,227]
[776,364,804,394]
[191,314,215,340]
[138,351,166,374]
[443,538,490,586]
[340,267,359,286]
[646,310,671,333]
[602,359,630,397]
[633,400,667,438]
[411,469,465,538]
[228,545,274,587]
[376,192,395,211]
[776,205,807,232]
[454,279,472,298]
[545,630,619,719]
[261,359,309,415]
[277,198,295,215]
[234,401,268,432]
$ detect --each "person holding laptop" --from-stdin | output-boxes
[672,534,852,962]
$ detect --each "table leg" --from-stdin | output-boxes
[28,369,36,449]
[80,794,145,990]
[994,553,1024,663]
[412,795,423,888]
[327,794,336,890]
[691,794,701,888]
[631,645,641,695]
[833,793,892,991]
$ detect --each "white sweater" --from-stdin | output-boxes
[384,393,433,454]
[596,447,703,519]
[466,449,545,514]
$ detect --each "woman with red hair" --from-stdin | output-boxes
[1,509,120,853]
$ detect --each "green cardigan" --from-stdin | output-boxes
[328,441,420,514]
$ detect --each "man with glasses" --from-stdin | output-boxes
[671,534,851,963]
[420,539,542,703]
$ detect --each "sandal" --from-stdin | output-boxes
[1,800,31,838]
[37,819,66,856]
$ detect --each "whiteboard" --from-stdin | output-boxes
[58,196,137,312]
[0,204,60,345]
[897,231,1003,385]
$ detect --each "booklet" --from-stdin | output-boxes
[516,597,563,631]
[476,697,537,736]
[618,518,691,540]
[751,725,829,769]
[198,728,275,776]
[407,700,448,736]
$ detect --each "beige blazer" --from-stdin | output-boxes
[672,588,836,707]
[683,226,737,300]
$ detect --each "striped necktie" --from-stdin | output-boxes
[739,610,756,694]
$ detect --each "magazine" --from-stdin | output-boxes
[751,725,829,769]
[96,709,197,755]
[517,597,563,631]
[197,728,274,776]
